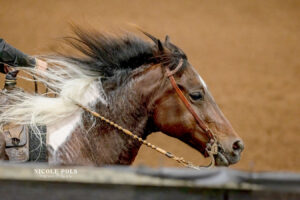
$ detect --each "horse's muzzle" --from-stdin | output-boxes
[214,140,244,166]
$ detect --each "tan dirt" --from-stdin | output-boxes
[0,0,299,172]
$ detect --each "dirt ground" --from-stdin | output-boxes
[0,0,299,172]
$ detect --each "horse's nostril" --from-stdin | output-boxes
[232,140,244,152]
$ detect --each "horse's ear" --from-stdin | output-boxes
[157,39,164,52]
[165,35,170,44]
[165,35,174,50]
[142,31,164,52]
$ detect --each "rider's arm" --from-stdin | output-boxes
[0,38,35,67]
[0,38,47,74]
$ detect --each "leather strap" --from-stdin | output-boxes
[166,59,216,143]
[165,59,184,77]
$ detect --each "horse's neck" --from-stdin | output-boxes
[89,67,164,165]
[50,65,164,166]
[92,90,150,164]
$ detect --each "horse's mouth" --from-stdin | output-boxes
[213,146,242,166]
[214,152,229,166]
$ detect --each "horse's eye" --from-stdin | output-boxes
[189,92,203,101]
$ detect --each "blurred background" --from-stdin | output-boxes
[0,0,299,172]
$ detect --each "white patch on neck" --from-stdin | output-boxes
[198,74,207,89]
[48,80,107,152]
[48,112,81,151]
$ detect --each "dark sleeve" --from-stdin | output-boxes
[0,38,36,68]
[0,63,4,74]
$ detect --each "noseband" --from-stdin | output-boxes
[165,59,218,156]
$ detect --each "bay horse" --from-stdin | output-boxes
[0,28,244,166]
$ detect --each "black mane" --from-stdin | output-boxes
[65,27,187,78]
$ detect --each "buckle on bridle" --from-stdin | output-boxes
[165,59,184,77]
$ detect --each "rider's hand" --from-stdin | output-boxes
[35,58,48,71]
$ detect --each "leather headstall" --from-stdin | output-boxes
[165,59,217,154]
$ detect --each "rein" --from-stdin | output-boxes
[76,103,208,169]
[165,59,218,154]
[75,59,219,170]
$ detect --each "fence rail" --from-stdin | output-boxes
[0,163,299,200]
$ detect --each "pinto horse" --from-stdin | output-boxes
[0,28,244,166]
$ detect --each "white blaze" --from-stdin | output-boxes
[198,74,207,89]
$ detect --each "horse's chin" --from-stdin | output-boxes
[214,152,230,166]
[213,151,241,167]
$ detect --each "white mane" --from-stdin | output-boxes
[0,57,107,150]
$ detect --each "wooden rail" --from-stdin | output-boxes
[0,163,299,200]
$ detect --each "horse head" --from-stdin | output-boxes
[143,33,244,166]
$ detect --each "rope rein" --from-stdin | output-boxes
[75,102,217,170]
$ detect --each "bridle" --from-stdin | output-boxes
[75,58,219,169]
[73,58,220,169]
[165,59,218,158]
